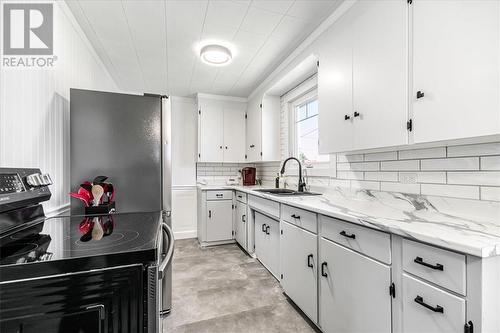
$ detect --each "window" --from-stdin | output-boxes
[290,92,329,166]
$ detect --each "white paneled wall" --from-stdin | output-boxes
[0,2,118,214]
[171,96,198,239]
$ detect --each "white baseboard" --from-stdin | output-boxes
[173,230,197,240]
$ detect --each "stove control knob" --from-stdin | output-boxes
[26,173,43,186]
[41,174,53,185]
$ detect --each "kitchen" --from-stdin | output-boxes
[0,0,499,332]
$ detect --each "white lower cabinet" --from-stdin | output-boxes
[206,200,233,242]
[254,212,280,278]
[280,221,318,323]
[319,238,392,333]
[235,201,247,250]
[402,273,465,333]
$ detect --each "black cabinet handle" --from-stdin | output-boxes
[261,224,266,232]
[250,144,255,148]
[225,146,228,149]
[265,226,270,235]
[307,254,314,268]
[208,210,212,218]
[291,214,301,219]
[414,257,444,271]
[321,262,328,277]
[344,115,351,120]
[339,230,356,239]
[414,296,444,313]
[242,214,246,222]
[353,111,360,117]
[238,195,242,198]
[219,146,223,149]
[416,91,425,99]
[216,194,223,197]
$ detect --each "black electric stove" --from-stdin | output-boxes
[0,167,173,333]
[0,211,162,281]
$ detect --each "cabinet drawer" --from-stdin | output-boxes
[248,195,279,219]
[320,216,391,264]
[281,205,317,234]
[206,190,233,201]
[402,239,466,295]
[235,191,247,204]
[402,274,465,333]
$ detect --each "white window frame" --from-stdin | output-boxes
[288,88,329,169]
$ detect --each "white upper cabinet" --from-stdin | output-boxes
[199,103,224,162]
[197,94,247,162]
[352,0,407,150]
[319,0,408,153]
[246,94,281,162]
[411,0,500,144]
[318,9,353,153]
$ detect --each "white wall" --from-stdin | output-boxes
[171,96,198,239]
[0,2,118,214]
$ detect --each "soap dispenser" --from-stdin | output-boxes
[275,173,280,188]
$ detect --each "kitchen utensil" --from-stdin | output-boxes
[91,217,103,240]
[69,192,90,207]
[91,185,104,206]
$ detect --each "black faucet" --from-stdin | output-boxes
[280,157,306,192]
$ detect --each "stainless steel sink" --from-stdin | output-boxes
[254,188,322,196]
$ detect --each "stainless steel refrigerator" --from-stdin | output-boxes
[69,89,172,316]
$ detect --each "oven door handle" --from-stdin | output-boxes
[158,222,174,280]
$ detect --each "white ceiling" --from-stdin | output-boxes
[65,0,343,97]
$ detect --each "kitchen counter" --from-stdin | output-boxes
[198,184,500,258]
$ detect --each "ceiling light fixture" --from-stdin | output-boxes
[200,44,232,66]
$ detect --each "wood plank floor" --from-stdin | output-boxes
[163,239,318,333]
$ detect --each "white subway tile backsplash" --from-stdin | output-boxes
[350,162,380,171]
[481,187,500,201]
[337,154,363,163]
[364,151,397,161]
[381,160,420,171]
[351,180,380,191]
[480,156,500,170]
[448,172,500,186]
[398,147,446,160]
[380,182,421,194]
[365,172,398,182]
[337,163,352,171]
[421,157,479,171]
[399,172,447,184]
[329,178,351,188]
[336,171,364,180]
[421,184,480,200]
[447,142,500,157]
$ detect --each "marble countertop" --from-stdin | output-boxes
[198,184,500,258]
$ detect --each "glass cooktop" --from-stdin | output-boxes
[0,212,162,267]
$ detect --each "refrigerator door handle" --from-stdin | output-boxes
[158,222,174,280]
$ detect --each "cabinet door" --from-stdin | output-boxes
[206,200,233,242]
[261,95,281,161]
[319,238,391,333]
[199,105,223,162]
[265,217,280,278]
[223,109,246,162]
[254,212,268,264]
[352,0,408,150]
[412,0,500,143]
[318,10,353,154]
[246,100,262,161]
[235,202,247,249]
[281,221,317,323]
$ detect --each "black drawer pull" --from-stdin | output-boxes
[416,90,425,99]
[261,224,266,232]
[321,262,328,277]
[242,214,246,222]
[414,257,444,271]
[238,195,242,198]
[216,194,223,197]
[208,210,212,218]
[250,144,255,148]
[291,214,301,219]
[344,114,351,120]
[339,230,356,239]
[265,226,270,235]
[307,254,314,268]
[414,296,444,313]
